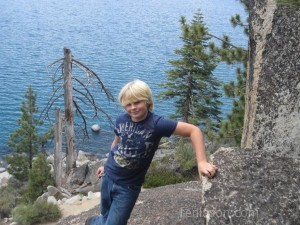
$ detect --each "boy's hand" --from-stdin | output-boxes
[198,161,217,179]
[97,166,104,178]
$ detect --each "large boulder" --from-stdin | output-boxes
[76,150,99,166]
[199,147,300,224]
[66,163,89,188]
[0,171,11,187]
[65,160,106,194]
[242,0,300,158]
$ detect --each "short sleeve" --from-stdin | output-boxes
[114,127,120,136]
[155,116,178,137]
[113,113,126,136]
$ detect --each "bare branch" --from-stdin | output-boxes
[93,104,114,124]
[47,62,64,84]
[207,33,246,50]
[73,77,96,105]
[72,59,114,101]
[73,95,92,109]
[41,85,64,116]
[41,93,64,120]
[52,76,64,85]
[73,99,89,137]
[47,57,64,68]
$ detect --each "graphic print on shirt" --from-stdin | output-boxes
[113,121,154,169]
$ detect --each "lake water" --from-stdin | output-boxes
[0,0,248,159]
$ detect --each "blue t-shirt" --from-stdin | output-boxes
[104,111,178,186]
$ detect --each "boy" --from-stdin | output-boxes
[86,79,217,225]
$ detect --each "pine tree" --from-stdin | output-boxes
[25,153,53,202]
[158,10,222,139]
[220,0,299,146]
[6,86,51,181]
[214,1,249,145]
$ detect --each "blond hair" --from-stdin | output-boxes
[119,80,154,111]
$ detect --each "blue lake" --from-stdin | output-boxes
[0,0,248,158]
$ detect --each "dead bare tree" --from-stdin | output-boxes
[43,48,114,175]
[54,109,63,186]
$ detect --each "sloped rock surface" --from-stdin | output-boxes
[56,147,300,225]
[200,147,300,225]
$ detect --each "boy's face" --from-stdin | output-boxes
[124,100,148,122]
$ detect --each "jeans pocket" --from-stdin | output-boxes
[127,185,141,192]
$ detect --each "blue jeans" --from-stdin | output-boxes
[88,173,141,225]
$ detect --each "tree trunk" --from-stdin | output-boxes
[54,109,63,187]
[63,48,76,174]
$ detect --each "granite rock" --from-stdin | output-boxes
[242,0,300,158]
[55,147,300,225]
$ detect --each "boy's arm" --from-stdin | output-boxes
[97,136,120,178]
[173,122,217,178]
[111,135,120,149]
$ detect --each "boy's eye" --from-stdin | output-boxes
[125,101,143,108]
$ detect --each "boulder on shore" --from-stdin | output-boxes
[91,124,100,132]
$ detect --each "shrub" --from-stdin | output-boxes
[143,169,191,188]
[12,203,38,225]
[276,0,300,7]
[12,200,61,225]
[143,160,194,188]
[175,138,197,171]
[144,138,206,188]
[0,177,24,218]
[31,200,61,223]
[0,186,17,218]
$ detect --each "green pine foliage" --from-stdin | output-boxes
[12,200,61,225]
[143,168,189,188]
[219,67,247,145]
[239,0,249,10]
[144,139,202,188]
[276,0,300,7]
[25,153,54,203]
[143,159,194,188]
[0,177,25,218]
[12,204,38,225]
[7,86,42,168]
[210,1,248,146]
[175,138,196,171]
[5,153,30,182]
[5,86,53,182]
[158,10,222,139]
[0,185,20,218]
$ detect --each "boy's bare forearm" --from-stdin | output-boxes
[190,127,207,164]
